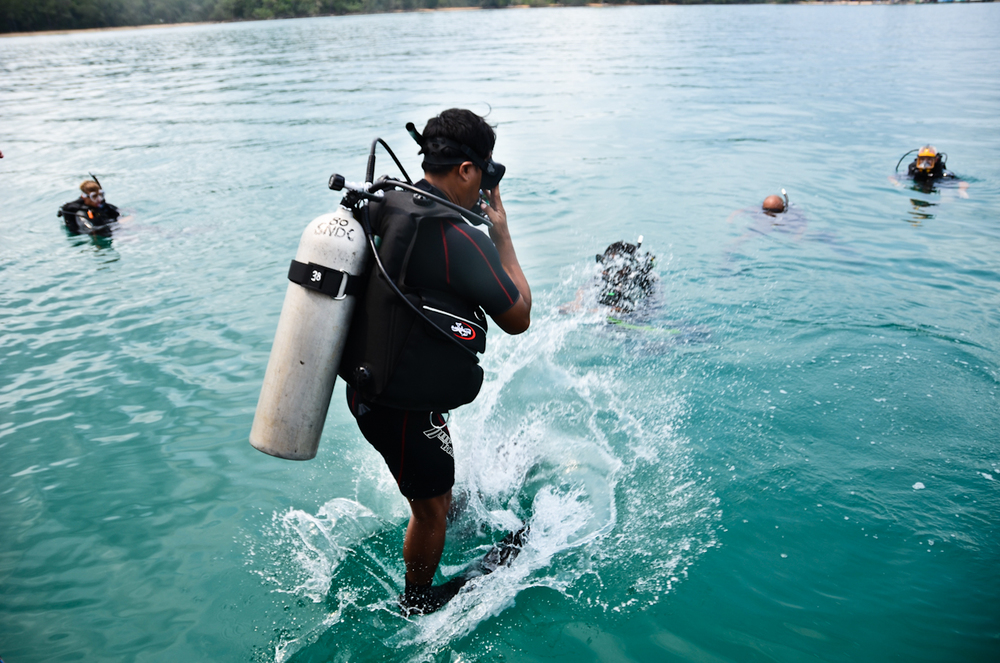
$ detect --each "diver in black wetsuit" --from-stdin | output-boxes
[58,179,120,234]
[339,109,532,616]
[906,146,953,183]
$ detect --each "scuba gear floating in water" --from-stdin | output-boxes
[596,239,656,313]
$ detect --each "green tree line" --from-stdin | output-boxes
[0,0,778,34]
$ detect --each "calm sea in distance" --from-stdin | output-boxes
[1,4,998,662]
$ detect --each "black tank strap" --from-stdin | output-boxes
[288,260,364,299]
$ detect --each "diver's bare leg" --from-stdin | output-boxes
[403,490,452,585]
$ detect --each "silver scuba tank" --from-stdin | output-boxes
[249,205,370,460]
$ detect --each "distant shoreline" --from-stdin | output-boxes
[1,21,219,39]
[5,9,483,38]
[0,2,980,39]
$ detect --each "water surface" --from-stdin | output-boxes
[1,5,999,662]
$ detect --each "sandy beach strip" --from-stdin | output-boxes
[0,21,224,39]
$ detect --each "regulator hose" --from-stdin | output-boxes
[358,202,479,360]
[895,149,918,173]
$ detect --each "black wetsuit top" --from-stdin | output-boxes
[58,199,120,233]
[341,180,521,499]
[402,181,519,318]
[339,180,519,411]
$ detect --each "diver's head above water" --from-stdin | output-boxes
[915,145,939,171]
[908,145,946,180]
[762,194,786,214]
[406,109,505,209]
[80,180,104,208]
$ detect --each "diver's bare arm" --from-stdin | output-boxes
[483,185,531,334]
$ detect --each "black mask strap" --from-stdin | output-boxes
[406,122,505,189]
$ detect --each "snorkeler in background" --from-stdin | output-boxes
[890,145,969,198]
[725,189,807,254]
[58,177,121,235]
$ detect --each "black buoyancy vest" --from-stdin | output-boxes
[58,200,119,234]
[908,160,947,180]
[338,190,488,411]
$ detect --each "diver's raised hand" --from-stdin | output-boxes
[481,185,508,236]
[481,184,532,334]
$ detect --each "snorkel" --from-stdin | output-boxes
[782,188,789,210]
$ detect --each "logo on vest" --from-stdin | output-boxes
[423,425,453,458]
[451,322,475,340]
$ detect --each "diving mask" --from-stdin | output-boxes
[478,158,505,191]
[85,190,104,202]
[915,146,939,172]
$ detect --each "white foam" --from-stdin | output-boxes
[265,280,720,658]
[271,498,384,603]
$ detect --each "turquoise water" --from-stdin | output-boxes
[2,5,999,661]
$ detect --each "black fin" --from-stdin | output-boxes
[478,525,530,575]
[399,575,467,617]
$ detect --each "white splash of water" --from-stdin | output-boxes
[264,271,720,660]
[272,497,384,603]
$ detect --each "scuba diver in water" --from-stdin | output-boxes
[892,145,969,197]
[562,237,656,315]
[907,145,952,182]
[562,239,710,344]
[58,178,121,234]
[339,109,531,616]
[595,239,656,314]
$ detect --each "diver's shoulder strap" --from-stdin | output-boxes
[376,189,464,290]
[288,260,364,299]
[58,201,83,218]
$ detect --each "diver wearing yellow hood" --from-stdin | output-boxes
[907,146,952,182]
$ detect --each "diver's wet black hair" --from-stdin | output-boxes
[420,109,496,175]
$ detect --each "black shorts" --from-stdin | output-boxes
[346,385,454,500]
